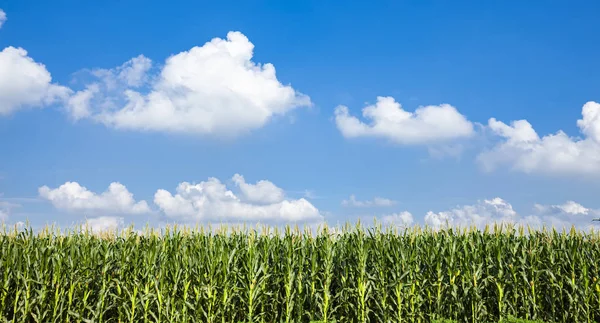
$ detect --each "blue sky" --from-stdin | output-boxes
[1,0,600,232]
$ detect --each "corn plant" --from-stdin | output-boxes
[0,223,599,322]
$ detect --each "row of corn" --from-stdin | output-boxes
[0,223,599,322]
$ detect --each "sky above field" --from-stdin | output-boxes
[1,0,600,232]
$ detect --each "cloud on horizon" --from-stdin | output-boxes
[341,194,397,207]
[478,101,600,176]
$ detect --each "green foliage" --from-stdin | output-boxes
[502,317,552,323]
[433,317,552,323]
[0,223,599,322]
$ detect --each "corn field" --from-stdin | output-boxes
[1,223,599,323]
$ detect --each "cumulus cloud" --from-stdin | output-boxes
[335,96,474,144]
[232,174,285,204]
[39,182,151,214]
[478,101,600,176]
[83,216,124,233]
[154,175,322,223]
[0,47,71,115]
[341,194,397,207]
[66,84,99,120]
[98,55,153,88]
[381,211,414,227]
[424,198,600,231]
[425,197,519,229]
[0,200,21,222]
[554,200,589,215]
[0,9,6,28]
[68,31,311,137]
[527,201,600,232]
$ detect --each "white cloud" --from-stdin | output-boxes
[342,194,397,207]
[0,47,71,115]
[424,198,600,232]
[83,216,124,233]
[0,200,21,221]
[154,175,322,223]
[69,31,311,137]
[527,201,600,231]
[478,101,600,176]
[555,200,589,215]
[106,55,152,87]
[0,9,6,28]
[232,174,285,204]
[425,197,519,229]
[39,182,151,214]
[303,190,318,199]
[66,84,99,120]
[335,96,474,144]
[381,211,414,227]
